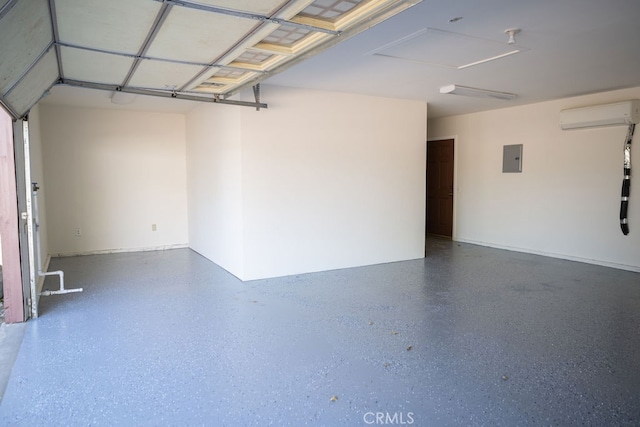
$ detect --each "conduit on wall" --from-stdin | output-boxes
[620,123,635,235]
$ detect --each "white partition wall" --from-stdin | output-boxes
[186,103,245,276]
[187,85,427,281]
[239,86,427,280]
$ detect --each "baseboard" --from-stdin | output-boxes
[51,243,189,258]
[455,238,640,273]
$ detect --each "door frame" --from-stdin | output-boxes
[426,135,458,240]
[14,119,37,319]
[0,111,26,322]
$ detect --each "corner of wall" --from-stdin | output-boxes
[185,103,245,279]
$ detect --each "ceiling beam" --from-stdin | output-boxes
[54,41,268,74]
[59,78,268,109]
[48,0,64,79]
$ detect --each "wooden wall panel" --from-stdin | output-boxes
[0,109,24,323]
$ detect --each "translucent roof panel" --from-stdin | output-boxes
[234,51,276,66]
[194,0,291,16]
[298,0,362,22]
[262,26,313,47]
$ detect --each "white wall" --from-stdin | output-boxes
[428,87,640,271]
[240,86,427,280]
[186,85,427,280]
[186,103,244,275]
[40,105,189,256]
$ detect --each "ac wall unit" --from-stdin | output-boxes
[559,100,640,130]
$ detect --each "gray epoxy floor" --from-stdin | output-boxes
[0,238,639,426]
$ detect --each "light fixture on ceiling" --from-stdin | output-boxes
[110,90,137,105]
[504,28,521,45]
[439,84,517,100]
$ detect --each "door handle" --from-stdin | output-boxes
[448,193,454,196]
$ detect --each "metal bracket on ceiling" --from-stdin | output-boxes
[253,84,261,111]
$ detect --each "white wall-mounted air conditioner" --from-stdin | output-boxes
[560,100,640,130]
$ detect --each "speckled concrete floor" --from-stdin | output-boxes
[0,238,639,426]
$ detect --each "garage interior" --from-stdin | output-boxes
[1,0,640,424]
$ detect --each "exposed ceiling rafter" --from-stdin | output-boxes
[48,0,64,79]
[54,41,268,74]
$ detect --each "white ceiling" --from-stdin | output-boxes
[267,0,640,118]
[26,0,640,118]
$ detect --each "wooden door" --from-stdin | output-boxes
[426,139,454,238]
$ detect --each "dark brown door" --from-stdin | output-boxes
[426,139,454,238]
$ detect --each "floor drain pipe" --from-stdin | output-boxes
[32,183,83,296]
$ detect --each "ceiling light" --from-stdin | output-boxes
[110,91,137,105]
[504,28,521,45]
[439,84,516,100]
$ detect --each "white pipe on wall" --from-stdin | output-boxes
[32,184,82,297]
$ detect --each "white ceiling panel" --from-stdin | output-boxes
[195,0,293,16]
[128,60,206,90]
[369,27,525,69]
[55,0,161,54]
[60,47,134,85]
[0,0,52,94]
[146,7,259,63]
[5,49,58,116]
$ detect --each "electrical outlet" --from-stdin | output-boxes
[152,224,157,231]
[75,228,81,237]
